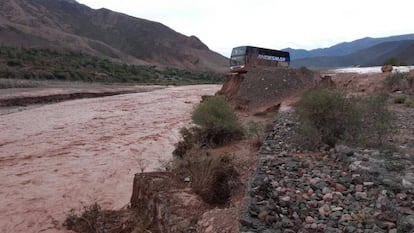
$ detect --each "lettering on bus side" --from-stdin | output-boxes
[257,54,287,62]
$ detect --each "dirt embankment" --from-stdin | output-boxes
[217,68,316,112]
[124,68,319,233]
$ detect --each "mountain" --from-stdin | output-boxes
[284,34,414,60]
[0,0,227,72]
[291,39,414,68]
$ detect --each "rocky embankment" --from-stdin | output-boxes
[218,68,315,112]
[240,109,414,233]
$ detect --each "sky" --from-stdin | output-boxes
[76,0,413,57]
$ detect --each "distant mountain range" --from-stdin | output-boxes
[0,0,227,72]
[284,34,414,68]
[0,0,412,70]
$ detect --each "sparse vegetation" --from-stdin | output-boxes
[63,203,151,233]
[191,96,244,146]
[394,94,407,104]
[294,88,361,148]
[245,121,263,139]
[359,92,393,146]
[405,98,413,107]
[294,88,392,148]
[245,121,264,149]
[171,96,245,206]
[384,71,414,92]
[64,203,101,233]
[0,46,224,86]
[395,95,414,107]
[383,56,407,66]
[173,127,202,158]
[174,148,239,205]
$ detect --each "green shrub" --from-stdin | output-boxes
[192,96,239,130]
[245,121,264,149]
[172,97,243,205]
[173,97,244,158]
[294,88,361,147]
[404,98,413,107]
[245,121,263,139]
[191,96,243,146]
[0,46,224,85]
[294,89,392,148]
[358,93,393,146]
[393,94,407,104]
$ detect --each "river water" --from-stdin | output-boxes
[332,66,414,74]
[0,85,220,233]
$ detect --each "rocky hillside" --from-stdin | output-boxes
[241,107,414,232]
[0,0,227,72]
[239,70,414,232]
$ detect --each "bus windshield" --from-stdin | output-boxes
[231,46,247,56]
[230,46,247,68]
[230,56,245,66]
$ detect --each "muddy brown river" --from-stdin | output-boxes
[0,85,220,233]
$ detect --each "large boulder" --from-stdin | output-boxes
[319,75,336,88]
[381,65,393,73]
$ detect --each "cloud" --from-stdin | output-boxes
[77,0,414,57]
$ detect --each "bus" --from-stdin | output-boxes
[229,46,290,73]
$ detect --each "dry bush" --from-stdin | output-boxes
[172,96,242,206]
[405,98,413,107]
[358,92,393,147]
[392,93,414,108]
[172,127,203,158]
[63,203,150,233]
[384,72,413,92]
[245,121,264,149]
[64,203,101,233]
[172,147,240,206]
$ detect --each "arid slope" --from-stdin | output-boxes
[0,0,227,71]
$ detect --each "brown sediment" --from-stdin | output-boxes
[0,84,220,233]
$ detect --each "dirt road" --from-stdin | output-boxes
[0,84,220,233]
